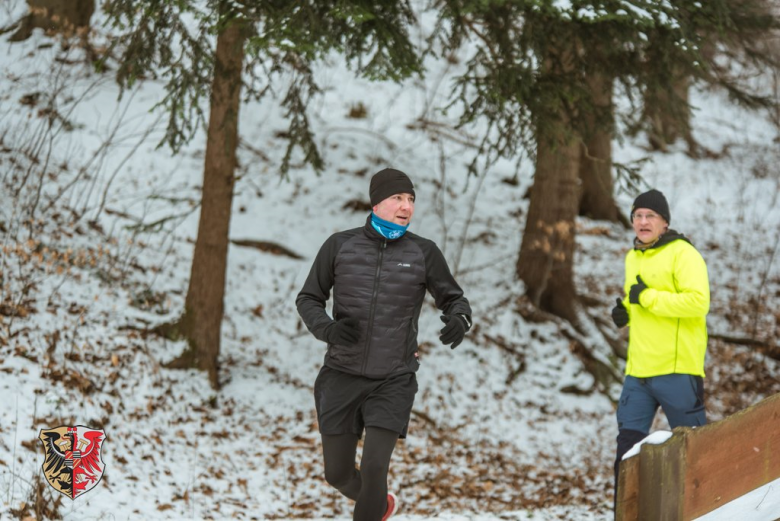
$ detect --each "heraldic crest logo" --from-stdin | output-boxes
[38,425,106,500]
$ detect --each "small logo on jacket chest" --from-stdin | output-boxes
[397,262,411,267]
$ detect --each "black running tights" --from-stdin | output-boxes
[321,427,399,521]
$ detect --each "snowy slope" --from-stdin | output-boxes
[1,2,780,520]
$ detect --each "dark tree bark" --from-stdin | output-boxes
[644,71,693,152]
[642,31,695,153]
[578,69,627,225]
[517,42,582,326]
[517,132,581,324]
[9,0,94,41]
[164,18,246,389]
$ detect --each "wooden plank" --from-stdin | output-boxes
[616,455,640,521]
[639,432,687,520]
[683,392,780,519]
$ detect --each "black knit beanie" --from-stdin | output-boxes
[631,189,670,224]
[369,168,415,206]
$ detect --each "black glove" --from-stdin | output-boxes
[611,298,629,328]
[325,317,360,345]
[629,275,648,305]
[439,315,470,350]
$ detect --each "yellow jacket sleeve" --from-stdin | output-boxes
[639,245,709,318]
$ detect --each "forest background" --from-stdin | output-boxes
[1,0,780,519]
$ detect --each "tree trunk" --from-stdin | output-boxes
[643,32,694,153]
[645,72,692,151]
[517,133,581,324]
[165,17,246,389]
[578,69,626,225]
[516,43,582,325]
[10,0,94,41]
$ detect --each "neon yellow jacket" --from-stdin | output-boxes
[622,232,709,378]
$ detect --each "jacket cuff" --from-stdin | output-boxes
[314,319,336,343]
[639,288,656,308]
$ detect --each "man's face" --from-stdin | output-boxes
[373,193,415,226]
[632,208,667,243]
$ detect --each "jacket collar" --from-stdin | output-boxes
[633,229,691,251]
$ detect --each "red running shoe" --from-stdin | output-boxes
[381,492,398,520]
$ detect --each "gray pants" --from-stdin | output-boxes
[617,373,706,433]
[614,374,707,513]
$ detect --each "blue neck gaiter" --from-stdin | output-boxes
[371,213,409,240]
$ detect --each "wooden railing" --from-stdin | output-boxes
[616,392,780,520]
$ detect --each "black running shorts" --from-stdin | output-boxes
[314,366,418,439]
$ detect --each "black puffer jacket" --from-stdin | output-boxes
[296,215,471,379]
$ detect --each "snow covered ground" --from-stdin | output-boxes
[1,2,779,520]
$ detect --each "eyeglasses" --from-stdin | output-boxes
[633,212,660,221]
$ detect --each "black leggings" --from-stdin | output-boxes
[322,427,399,521]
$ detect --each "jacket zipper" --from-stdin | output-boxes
[362,239,386,374]
[674,318,680,373]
